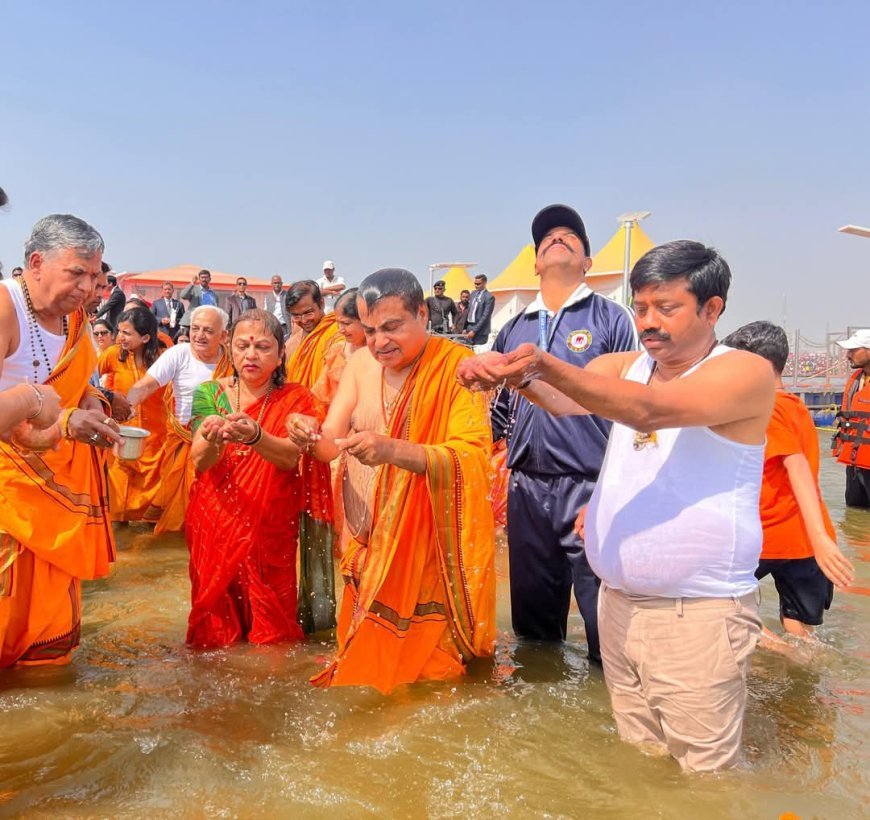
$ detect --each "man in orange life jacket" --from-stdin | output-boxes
[833,328,870,508]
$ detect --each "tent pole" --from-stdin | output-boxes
[621,220,634,307]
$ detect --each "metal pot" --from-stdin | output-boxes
[116,426,150,460]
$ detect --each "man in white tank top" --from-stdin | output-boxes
[459,240,775,772]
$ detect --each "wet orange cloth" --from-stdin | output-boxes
[98,345,169,522]
[0,308,115,666]
[285,314,339,389]
[145,348,232,534]
[760,391,835,560]
[311,336,496,693]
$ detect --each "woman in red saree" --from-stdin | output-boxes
[98,307,169,521]
[186,309,331,649]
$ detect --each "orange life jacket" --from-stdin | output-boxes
[833,369,870,469]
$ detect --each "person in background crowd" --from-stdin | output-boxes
[99,307,170,523]
[425,280,458,334]
[226,277,257,327]
[153,281,184,341]
[264,275,289,338]
[316,260,346,314]
[284,280,339,387]
[832,328,870,508]
[179,269,220,333]
[94,272,125,328]
[462,274,495,348]
[92,319,115,353]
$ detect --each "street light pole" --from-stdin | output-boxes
[617,211,651,306]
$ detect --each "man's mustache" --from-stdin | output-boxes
[640,330,671,342]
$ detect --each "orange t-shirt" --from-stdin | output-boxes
[759,391,835,559]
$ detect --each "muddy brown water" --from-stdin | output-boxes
[1,433,868,818]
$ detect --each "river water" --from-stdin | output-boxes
[1,433,868,818]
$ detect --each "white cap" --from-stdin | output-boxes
[836,329,870,350]
[322,260,335,270]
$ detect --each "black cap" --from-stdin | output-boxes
[532,204,590,255]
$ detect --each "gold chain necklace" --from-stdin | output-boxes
[231,379,273,456]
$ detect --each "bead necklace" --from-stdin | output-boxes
[19,277,68,383]
[231,378,273,457]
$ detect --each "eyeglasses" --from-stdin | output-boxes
[93,330,110,337]
[237,281,247,286]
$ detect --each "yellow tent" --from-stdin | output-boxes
[431,265,474,299]
[588,224,656,301]
[488,244,537,293]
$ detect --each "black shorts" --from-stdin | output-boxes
[755,557,834,626]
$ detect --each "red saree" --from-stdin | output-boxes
[185,381,331,648]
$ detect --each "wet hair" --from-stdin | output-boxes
[93,318,115,336]
[116,307,159,368]
[23,214,104,263]
[334,287,360,319]
[630,240,731,315]
[190,305,229,330]
[722,320,789,374]
[229,308,286,387]
[358,268,424,314]
[285,279,322,309]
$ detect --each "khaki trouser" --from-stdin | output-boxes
[598,583,761,772]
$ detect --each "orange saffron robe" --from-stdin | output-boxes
[311,336,496,693]
[0,309,115,666]
[98,345,169,522]
[285,314,340,388]
[145,348,232,534]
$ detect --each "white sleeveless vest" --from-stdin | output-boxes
[0,278,67,390]
[584,346,764,598]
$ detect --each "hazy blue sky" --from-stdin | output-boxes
[1,1,867,339]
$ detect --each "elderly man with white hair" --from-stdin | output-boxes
[126,305,231,533]
[0,213,122,667]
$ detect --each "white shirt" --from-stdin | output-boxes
[585,347,764,599]
[146,344,217,424]
[316,274,346,313]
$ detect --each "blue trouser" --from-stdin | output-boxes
[507,470,601,662]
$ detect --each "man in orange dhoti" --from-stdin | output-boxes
[288,268,496,693]
[125,306,231,534]
[283,280,341,631]
[284,280,340,388]
[0,214,121,667]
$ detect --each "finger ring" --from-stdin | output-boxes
[89,433,100,442]
[102,418,113,425]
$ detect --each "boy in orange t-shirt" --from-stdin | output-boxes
[724,322,854,638]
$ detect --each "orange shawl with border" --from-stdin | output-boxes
[0,308,115,665]
[285,314,339,389]
[311,336,495,693]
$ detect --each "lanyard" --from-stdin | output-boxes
[538,310,552,351]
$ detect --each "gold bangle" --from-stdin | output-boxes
[60,408,76,440]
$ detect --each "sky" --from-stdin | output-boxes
[1,0,868,341]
